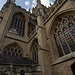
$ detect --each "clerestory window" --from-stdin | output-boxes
[28,22,36,37]
[9,13,25,37]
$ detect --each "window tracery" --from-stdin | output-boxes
[54,35,63,57]
[28,22,36,37]
[3,44,23,57]
[9,13,25,37]
[54,14,75,57]
[31,39,38,63]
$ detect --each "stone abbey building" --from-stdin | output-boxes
[0,0,75,75]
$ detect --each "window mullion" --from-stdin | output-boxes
[62,29,72,53]
[68,25,75,41]
[57,34,65,55]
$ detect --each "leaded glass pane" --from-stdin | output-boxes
[63,28,75,52]
[68,16,74,21]
[55,28,57,33]
[55,14,75,57]
[59,24,62,30]
[3,44,22,57]
[63,20,68,26]
[9,13,25,37]
[69,23,75,38]
[54,35,63,57]
[59,32,70,55]
[28,22,36,37]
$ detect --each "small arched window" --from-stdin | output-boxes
[9,13,25,37]
[28,22,36,37]
[54,13,75,57]
[3,44,23,57]
[31,39,38,63]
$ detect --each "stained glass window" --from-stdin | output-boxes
[68,16,74,21]
[54,14,75,57]
[54,35,63,57]
[28,22,36,37]
[9,13,25,37]
[3,44,22,57]
[63,28,75,52]
[63,19,68,26]
[69,23,75,38]
[59,32,70,54]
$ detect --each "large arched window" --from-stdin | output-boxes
[31,39,38,63]
[9,13,25,37]
[54,13,75,57]
[3,44,23,57]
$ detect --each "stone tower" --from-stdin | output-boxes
[36,0,52,75]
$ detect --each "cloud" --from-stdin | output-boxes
[25,1,30,6]
[32,0,37,8]
[32,0,36,4]
[41,0,54,7]
[32,4,36,8]
[26,8,29,11]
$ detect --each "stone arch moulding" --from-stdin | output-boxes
[47,8,75,58]
[1,42,24,56]
[48,8,75,34]
[12,11,26,22]
[29,38,38,53]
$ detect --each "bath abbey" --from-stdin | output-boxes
[0,0,75,75]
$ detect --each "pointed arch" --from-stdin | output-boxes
[63,27,75,52]
[29,38,38,63]
[48,9,75,34]
[2,42,24,57]
[48,9,75,57]
[9,12,26,37]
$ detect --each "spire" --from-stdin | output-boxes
[11,0,16,4]
[37,0,41,4]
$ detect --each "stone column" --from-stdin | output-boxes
[37,13,52,75]
[0,4,13,51]
[25,20,29,40]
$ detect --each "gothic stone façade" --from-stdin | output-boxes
[0,0,75,75]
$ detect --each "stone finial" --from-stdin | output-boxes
[7,0,11,3]
[50,3,52,7]
[29,8,30,12]
[37,0,41,4]
[11,0,16,4]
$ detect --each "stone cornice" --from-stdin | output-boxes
[52,52,75,66]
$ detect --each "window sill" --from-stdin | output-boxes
[5,32,37,43]
[52,52,75,66]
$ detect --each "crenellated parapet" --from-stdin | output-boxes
[32,0,67,20]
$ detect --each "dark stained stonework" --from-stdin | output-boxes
[0,54,36,65]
